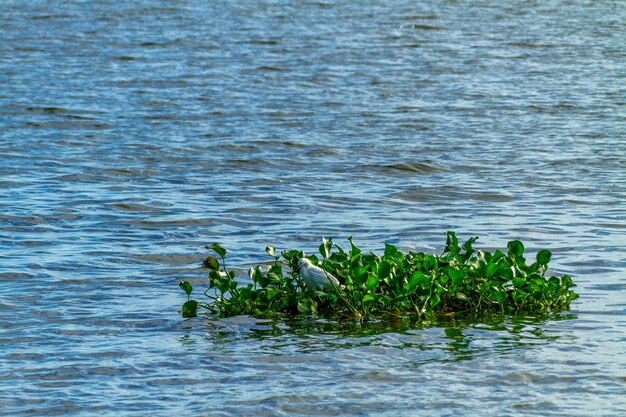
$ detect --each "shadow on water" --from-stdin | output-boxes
[180,311,578,361]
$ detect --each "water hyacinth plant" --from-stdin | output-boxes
[179,232,578,320]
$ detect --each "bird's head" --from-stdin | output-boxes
[296,257,312,270]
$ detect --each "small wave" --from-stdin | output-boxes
[257,66,286,72]
[108,203,165,213]
[246,39,280,45]
[508,42,556,49]
[31,14,77,20]
[25,106,68,114]
[123,218,218,228]
[377,162,448,174]
[404,24,446,30]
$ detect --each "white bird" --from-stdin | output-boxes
[297,258,341,290]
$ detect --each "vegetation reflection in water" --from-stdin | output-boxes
[183,312,578,363]
[179,232,578,321]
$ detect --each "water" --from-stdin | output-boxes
[1,0,625,415]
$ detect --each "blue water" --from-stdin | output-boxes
[1,0,625,415]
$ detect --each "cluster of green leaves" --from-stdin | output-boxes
[179,233,578,320]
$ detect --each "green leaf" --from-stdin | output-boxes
[208,270,221,289]
[492,249,506,262]
[329,252,348,265]
[512,278,526,288]
[501,266,514,280]
[445,231,460,254]
[561,274,576,289]
[265,288,280,302]
[239,287,253,300]
[490,287,506,303]
[430,293,441,308]
[182,300,198,318]
[462,236,478,251]
[448,269,465,285]
[384,243,399,259]
[415,271,431,289]
[319,237,332,259]
[281,249,301,261]
[348,236,361,258]
[366,274,380,291]
[461,236,479,260]
[485,262,498,278]
[266,245,277,258]
[378,261,391,280]
[507,240,524,259]
[202,256,220,270]
[206,243,226,259]
[362,294,375,310]
[297,298,318,314]
[512,290,528,304]
[352,266,368,285]
[424,255,438,271]
[536,249,552,265]
[179,281,193,297]
[217,278,230,293]
[267,264,283,281]
[405,271,424,293]
[455,292,469,302]
[249,265,270,288]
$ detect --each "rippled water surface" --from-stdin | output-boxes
[1,0,625,415]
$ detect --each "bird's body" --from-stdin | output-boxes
[297,258,340,290]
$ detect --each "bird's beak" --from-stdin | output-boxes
[294,259,305,272]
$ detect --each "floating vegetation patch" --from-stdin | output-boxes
[179,232,578,320]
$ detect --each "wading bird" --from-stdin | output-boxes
[297,258,340,290]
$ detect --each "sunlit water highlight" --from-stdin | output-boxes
[1,0,625,415]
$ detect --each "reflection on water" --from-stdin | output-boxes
[192,312,579,359]
[170,312,608,417]
[1,0,625,415]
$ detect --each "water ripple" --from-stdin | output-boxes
[1,0,625,415]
